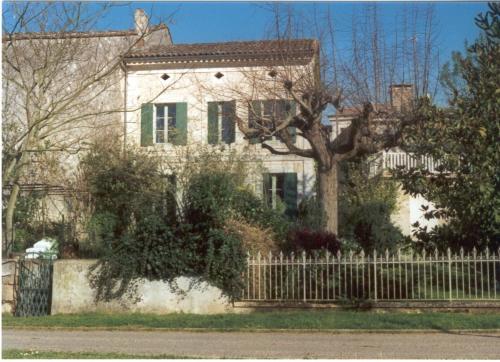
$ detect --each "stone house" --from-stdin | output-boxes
[122,23,318,216]
[3,8,437,246]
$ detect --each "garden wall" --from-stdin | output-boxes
[51,259,235,315]
[2,259,18,314]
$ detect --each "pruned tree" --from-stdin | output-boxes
[2,2,173,253]
[229,3,440,235]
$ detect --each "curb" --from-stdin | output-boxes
[4,326,500,334]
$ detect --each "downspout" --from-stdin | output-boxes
[120,59,128,154]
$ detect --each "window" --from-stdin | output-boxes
[263,172,298,217]
[141,102,187,146]
[248,100,296,143]
[155,103,177,144]
[264,173,285,209]
[207,101,235,144]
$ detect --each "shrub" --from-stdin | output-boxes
[84,146,262,303]
[339,158,405,252]
[231,188,291,242]
[295,195,326,232]
[287,229,341,254]
[342,201,406,252]
[225,218,282,255]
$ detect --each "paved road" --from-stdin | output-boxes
[3,329,500,359]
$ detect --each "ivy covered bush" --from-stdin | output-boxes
[82,144,287,302]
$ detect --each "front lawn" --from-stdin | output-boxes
[3,310,500,331]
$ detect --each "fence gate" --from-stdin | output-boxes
[15,255,54,317]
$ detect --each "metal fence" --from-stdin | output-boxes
[241,248,500,302]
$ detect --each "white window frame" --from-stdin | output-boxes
[154,104,167,144]
[154,104,176,144]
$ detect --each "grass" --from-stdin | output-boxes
[3,310,500,331]
[2,349,199,359]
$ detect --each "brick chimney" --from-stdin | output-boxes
[390,84,414,111]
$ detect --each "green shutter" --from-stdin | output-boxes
[207,102,219,145]
[248,101,261,144]
[222,101,236,144]
[140,103,153,146]
[283,173,298,218]
[173,102,187,145]
[288,101,297,144]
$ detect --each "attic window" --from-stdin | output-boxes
[268,70,277,78]
[161,73,170,81]
[214,72,224,79]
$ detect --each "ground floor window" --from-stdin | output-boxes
[263,172,298,217]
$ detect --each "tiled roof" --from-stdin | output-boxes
[2,24,167,42]
[330,104,394,118]
[124,38,318,63]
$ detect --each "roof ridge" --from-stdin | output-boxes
[166,38,317,47]
[2,23,167,42]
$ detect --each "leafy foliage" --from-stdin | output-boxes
[286,229,341,254]
[397,3,500,251]
[84,144,288,303]
[295,195,326,232]
[339,158,406,252]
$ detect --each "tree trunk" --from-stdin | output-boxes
[318,163,339,235]
[4,183,20,254]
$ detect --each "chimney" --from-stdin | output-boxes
[390,84,414,112]
[134,9,149,35]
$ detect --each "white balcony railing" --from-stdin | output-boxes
[383,152,439,173]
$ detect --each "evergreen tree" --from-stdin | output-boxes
[397,3,500,251]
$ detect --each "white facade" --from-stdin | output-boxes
[124,61,317,206]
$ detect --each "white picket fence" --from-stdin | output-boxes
[241,248,500,302]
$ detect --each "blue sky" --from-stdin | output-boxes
[3,1,487,67]
[93,1,488,64]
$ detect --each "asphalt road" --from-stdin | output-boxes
[3,329,500,359]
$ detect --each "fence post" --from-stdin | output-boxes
[302,251,307,303]
[373,249,378,302]
[448,248,452,302]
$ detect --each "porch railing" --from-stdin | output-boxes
[383,152,439,173]
[241,248,500,302]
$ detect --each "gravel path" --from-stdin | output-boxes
[3,329,500,359]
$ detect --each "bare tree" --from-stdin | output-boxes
[229,3,440,234]
[2,2,173,253]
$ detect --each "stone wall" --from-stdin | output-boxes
[2,259,18,314]
[51,259,235,315]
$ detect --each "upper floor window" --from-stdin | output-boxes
[248,100,296,144]
[207,101,235,145]
[140,102,187,146]
[155,103,176,144]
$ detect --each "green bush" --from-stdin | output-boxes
[339,159,406,252]
[84,146,275,303]
[295,195,326,232]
